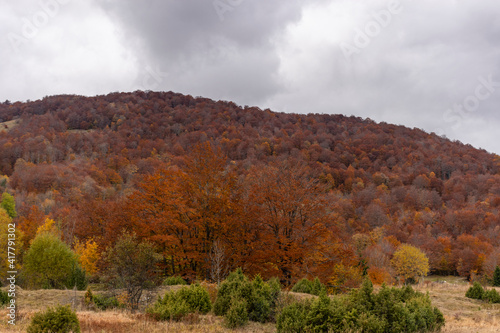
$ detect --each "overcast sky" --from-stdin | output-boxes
[1,0,499,154]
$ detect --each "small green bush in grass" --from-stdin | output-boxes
[484,289,500,303]
[224,298,248,328]
[493,266,500,287]
[27,305,80,333]
[276,299,312,333]
[305,292,334,332]
[0,289,10,306]
[465,282,485,300]
[163,275,187,286]
[465,281,500,304]
[147,283,211,321]
[291,277,326,296]
[277,279,444,333]
[213,268,281,327]
[92,293,122,310]
[66,265,88,291]
[176,283,212,313]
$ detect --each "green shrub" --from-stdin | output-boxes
[305,292,334,332]
[213,269,281,326]
[356,311,387,333]
[213,268,248,316]
[0,289,10,306]
[147,283,211,321]
[466,282,485,300]
[23,233,82,290]
[66,265,88,290]
[484,289,500,303]
[276,299,312,333]
[493,266,500,287]
[163,275,187,286]
[92,293,121,310]
[291,277,326,296]
[277,280,444,333]
[224,298,248,328]
[176,284,212,313]
[27,305,80,333]
[291,278,313,294]
[147,295,189,321]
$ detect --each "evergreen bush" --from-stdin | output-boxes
[92,294,122,310]
[27,305,80,333]
[465,282,485,300]
[0,289,10,306]
[493,266,500,287]
[277,279,444,333]
[163,275,187,286]
[224,298,248,328]
[291,277,326,296]
[147,283,211,321]
[276,300,311,333]
[66,265,88,291]
[213,268,281,326]
[484,289,500,303]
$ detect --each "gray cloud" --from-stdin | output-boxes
[265,0,500,153]
[99,0,321,104]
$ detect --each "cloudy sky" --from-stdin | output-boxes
[1,0,499,154]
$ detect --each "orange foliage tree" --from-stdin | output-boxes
[127,143,243,280]
[245,161,332,285]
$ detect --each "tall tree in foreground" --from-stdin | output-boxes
[103,232,161,310]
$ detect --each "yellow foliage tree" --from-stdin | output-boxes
[36,218,60,237]
[74,238,100,276]
[391,244,429,284]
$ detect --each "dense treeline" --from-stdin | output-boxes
[1,91,500,286]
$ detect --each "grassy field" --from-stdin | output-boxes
[414,279,500,333]
[1,278,500,332]
[0,119,19,132]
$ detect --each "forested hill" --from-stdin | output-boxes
[1,91,500,285]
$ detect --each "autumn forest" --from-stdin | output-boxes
[1,90,500,288]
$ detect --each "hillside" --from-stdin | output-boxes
[1,91,500,285]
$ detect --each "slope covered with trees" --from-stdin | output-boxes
[1,91,499,287]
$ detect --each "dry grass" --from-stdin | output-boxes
[0,309,275,333]
[0,119,20,132]
[2,279,500,332]
[14,286,86,310]
[414,280,500,333]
